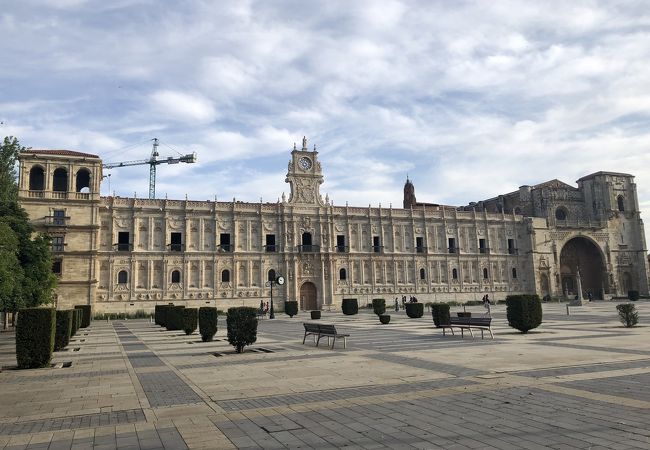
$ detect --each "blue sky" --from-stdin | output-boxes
[3,1,650,236]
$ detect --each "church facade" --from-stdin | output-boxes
[17,138,649,312]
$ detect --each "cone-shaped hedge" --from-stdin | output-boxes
[183,308,198,335]
[226,307,258,353]
[54,310,73,351]
[74,305,91,328]
[16,308,56,369]
[405,302,424,318]
[284,301,298,318]
[342,298,358,315]
[199,307,218,342]
[431,303,451,327]
[506,295,542,333]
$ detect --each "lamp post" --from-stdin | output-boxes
[266,274,285,319]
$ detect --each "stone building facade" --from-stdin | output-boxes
[17,138,649,312]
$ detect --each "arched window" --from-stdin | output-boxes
[555,207,567,221]
[29,166,45,190]
[617,196,625,212]
[512,268,517,279]
[117,270,128,284]
[76,168,90,192]
[420,268,426,280]
[339,268,347,280]
[483,268,489,279]
[268,269,276,282]
[452,268,458,279]
[171,270,181,283]
[221,269,230,283]
[52,168,68,192]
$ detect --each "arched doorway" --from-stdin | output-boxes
[560,237,606,299]
[300,282,318,310]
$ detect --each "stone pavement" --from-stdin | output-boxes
[1,302,650,449]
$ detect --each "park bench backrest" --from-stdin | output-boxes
[318,324,337,335]
[450,317,491,326]
[304,323,320,333]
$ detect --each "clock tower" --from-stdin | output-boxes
[285,137,325,206]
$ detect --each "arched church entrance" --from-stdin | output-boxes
[559,237,606,299]
[300,282,318,310]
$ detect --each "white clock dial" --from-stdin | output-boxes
[299,157,312,170]
[276,276,285,285]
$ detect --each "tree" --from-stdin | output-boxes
[0,136,22,205]
[0,221,25,327]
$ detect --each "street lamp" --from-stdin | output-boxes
[266,274,285,319]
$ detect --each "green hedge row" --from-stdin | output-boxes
[183,308,198,335]
[16,308,56,369]
[199,307,218,342]
[54,310,73,351]
[166,306,185,331]
[74,305,91,328]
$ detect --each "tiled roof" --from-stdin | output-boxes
[22,149,100,158]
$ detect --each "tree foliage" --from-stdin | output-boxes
[0,136,56,316]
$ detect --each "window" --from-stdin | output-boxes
[555,207,567,220]
[52,236,65,252]
[336,235,346,252]
[416,237,425,253]
[171,270,181,283]
[265,234,276,252]
[452,268,458,279]
[53,209,66,226]
[339,268,347,280]
[508,239,517,255]
[219,233,232,252]
[75,169,90,192]
[479,238,487,254]
[117,232,130,251]
[52,260,62,275]
[29,166,45,190]
[483,268,489,279]
[52,168,68,192]
[420,268,426,280]
[268,269,276,282]
[170,232,182,251]
[221,269,230,283]
[448,238,456,254]
[372,236,381,253]
[117,270,128,284]
[512,268,517,279]
[617,196,625,212]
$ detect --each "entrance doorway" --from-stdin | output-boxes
[560,237,606,299]
[300,282,318,310]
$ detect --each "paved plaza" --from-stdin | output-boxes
[1,302,650,449]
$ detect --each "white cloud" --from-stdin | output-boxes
[149,90,217,124]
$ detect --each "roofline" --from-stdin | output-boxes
[576,171,634,182]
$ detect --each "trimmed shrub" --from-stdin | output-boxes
[284,301,298,318]
[71,309,80,336]
[199,307,218,342]
[310,310,321,320]
[154,305,164,326]
[506,295,543,333]
[431,303,451,327]
[74,305,91,328]
[628,290,640,301]
[379,314,391,324]
[16,308,56,369]
[183,308,198,335]
[166,306,185,331]
[372,298,386,316]
[342,298,358,315]
[617,303,638,327]
[54,310,73,351]
[226,307,258,353]
[405,302,424,318]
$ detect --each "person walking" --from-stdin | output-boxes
[394,298,399,311]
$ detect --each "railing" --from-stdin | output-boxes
[297,244,320,253]
[336,245,349,253]
[372,245,384,254]
[264,245,277,252]
[416,246,427,254]
[218,244,233,252]
[114,243,133,252]
[448,247,457,254]
[554,218,607,229]
[75,192,90,200]
[45,216,70,226]
[508,248,519,255]
[52,191,67,199]
[168,243,184,252]
[479,247,490,254]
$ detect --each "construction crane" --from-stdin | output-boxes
[103,138,197,199]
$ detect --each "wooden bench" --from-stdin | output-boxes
[302,323,350,349]
[439,317,494,339]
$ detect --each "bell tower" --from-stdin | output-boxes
[285,137,324,206]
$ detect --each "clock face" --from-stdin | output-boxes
[276,276,285,285]
[298,156,312,170]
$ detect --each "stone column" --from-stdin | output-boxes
[570,268,586,306]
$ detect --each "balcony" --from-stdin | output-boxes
[264,245,277,252]
[336,245,349,253]
[218,244,233,252]
[372,245,384,254]
[168,243,184,252]
[114,243,133,252]
[479,247,490,254]
[45,216,70,227]
[298,244,320,253]
[448,247,457,254]
[416,246,427,254]
[52,191,67,199]
[508,248,519,255]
